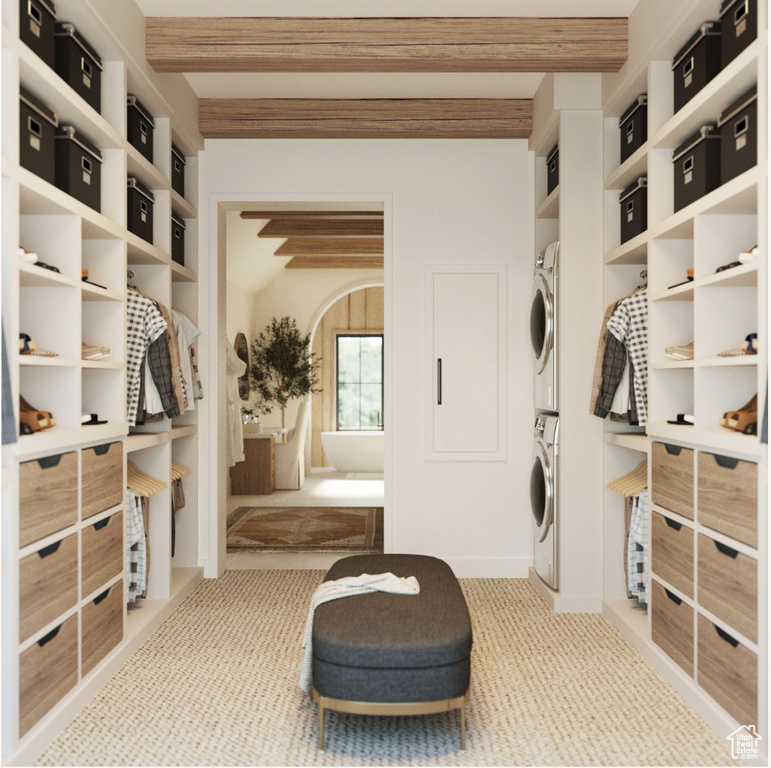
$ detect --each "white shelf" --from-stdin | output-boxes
[535,187,559,219]
[17,423,128,457]
[651,359,694,369]
[604,142,649,191]
[126,232,170,266]
[171,261,197,283]
[18,356,79,368]
[647,423,760,457]
[171,190,197,219]
[126,144,169,192]
[697,355,758,368]
[651,40,759,151]
[18,263,81,289]
[604,432,648,452]
[82,283,124,302]
[651,282,694,301]
[81,360,124,370]
[602,599,648,642]
[605,232,648,265]
[126,432,169,452]
[698,262,758,288]
[171,425,197,440]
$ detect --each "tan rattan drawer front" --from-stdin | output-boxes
[81,581,124,677]
[698,614,757,725]
[19,534,78,642]
[698,533,757,643]
[81,511,123,597]
[19,614,78,736]
[698,452,757,547]
[81,442,123,519]
[651,579,693,677]
[19,452,78,547]
[651,442,694,519]
[651,512,694,598]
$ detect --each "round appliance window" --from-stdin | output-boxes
[530,456,546,527]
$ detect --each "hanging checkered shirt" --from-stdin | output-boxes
[127,290,167,426]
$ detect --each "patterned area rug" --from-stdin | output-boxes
[227,506,383,553]
[36,573,737,766]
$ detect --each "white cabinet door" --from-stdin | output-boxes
[425,265,506,460]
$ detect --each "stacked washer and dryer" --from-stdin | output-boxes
[530,241,560,589]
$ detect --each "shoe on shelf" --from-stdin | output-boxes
[18,247,38,264]
[717,333,758,357]
[82,342,111,361]
[720,394,758,435]
[18,395,56,434]
[19,333,58,357]
[738,245,759,264]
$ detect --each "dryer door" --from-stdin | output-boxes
[530,274,554,374]
[530,444,554,543]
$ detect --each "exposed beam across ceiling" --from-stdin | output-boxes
[258,217,384,238]
[241,210,383,219]
[200,98,532,139]
[275,238,384,256]
[285,256,384,269]
[146,17,627,73]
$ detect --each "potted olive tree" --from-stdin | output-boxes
[249,317,321,437]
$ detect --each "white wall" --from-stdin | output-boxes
[199,139,535,577]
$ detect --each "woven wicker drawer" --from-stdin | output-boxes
[698,533,757,643]
[19,452,78,547]
[19,534,78,643]
[81,511,123,597]
[81,581,123,677]
[82,442,123,520]
[698,614,757,724]
[698,452,757,547]
[651,512,694,598]
[19,614,78,736]
[651,442,694,519]
[651,579,693,677]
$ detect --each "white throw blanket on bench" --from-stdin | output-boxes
[299,572,420,697]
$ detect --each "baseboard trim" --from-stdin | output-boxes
[527,568,603,613]
[5,567,204,766]
[443,558,531,578]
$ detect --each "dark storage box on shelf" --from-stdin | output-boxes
[718,86,757,184]
[672,21,722,113]
[619,176,647,243]
[19,87,58,184]
[171,211,186,265]
[720,0,757,68]
[546,144,559,194]
[171,144,186,197]
[127,95,154,163]
[619,94,648,164]
[54,22,102,113]
[673,124,721,211]
[54,125,102,211]
[19,0,56,69]
[127,176,154,243]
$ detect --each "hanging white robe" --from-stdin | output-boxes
[226,342,247,467]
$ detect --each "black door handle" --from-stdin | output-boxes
[437,358,442,405]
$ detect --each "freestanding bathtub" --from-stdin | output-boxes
[321,431,384,473]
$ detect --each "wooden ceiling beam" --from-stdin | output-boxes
[285,256,384,269]
[258,217,384,238]
[200,98,532,139]
[146,17,627,73]
[241,210,383,219]
[275,238,384,256]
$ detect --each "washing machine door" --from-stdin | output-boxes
[531,274,554,375]
[530,444,554,543]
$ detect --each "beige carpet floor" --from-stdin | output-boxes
[37,572,737,766]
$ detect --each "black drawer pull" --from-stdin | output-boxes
[93,588,110,605]
[37,541,62,558]
[663,443,684,456]
[715,624,739,647]
[37,454,63,469]
[92,443,112,456]
[37,624,61,646]
[713,454,740,470]
[715,541,739,559]
[664,588,682,605]
[664,517,682,531]
[93,518,110,531]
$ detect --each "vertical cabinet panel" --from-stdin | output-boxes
[425,265,506,460]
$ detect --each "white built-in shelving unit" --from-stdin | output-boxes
[600,0,767,748]
[1,0,204,762]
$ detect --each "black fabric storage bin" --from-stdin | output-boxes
[54,22,102,113]
[171,144,186,197]
[127,95,154,163]
[54,125,101,211]
[619,177,647,244]
[19,87,58,184]
[127,176,154,243]
[720,0,757,69]
[546,144,559,194]
[171,211,186,265]
[673,125,721,211]
[672,22,722,113]
[718,86,757,184]
[619,94,648,164]
[19,0,56,69]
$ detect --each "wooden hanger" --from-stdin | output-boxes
[607,459,647,497]
[127,460,167,497]
[171,461,191,481]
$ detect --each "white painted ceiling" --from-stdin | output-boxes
[137,0,640,99]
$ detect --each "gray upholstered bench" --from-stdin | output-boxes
[311,553,472,749]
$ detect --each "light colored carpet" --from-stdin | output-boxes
[36,573,737,766]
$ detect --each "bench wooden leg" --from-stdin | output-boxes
[460,698,466,750]
[318,700,325,750]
